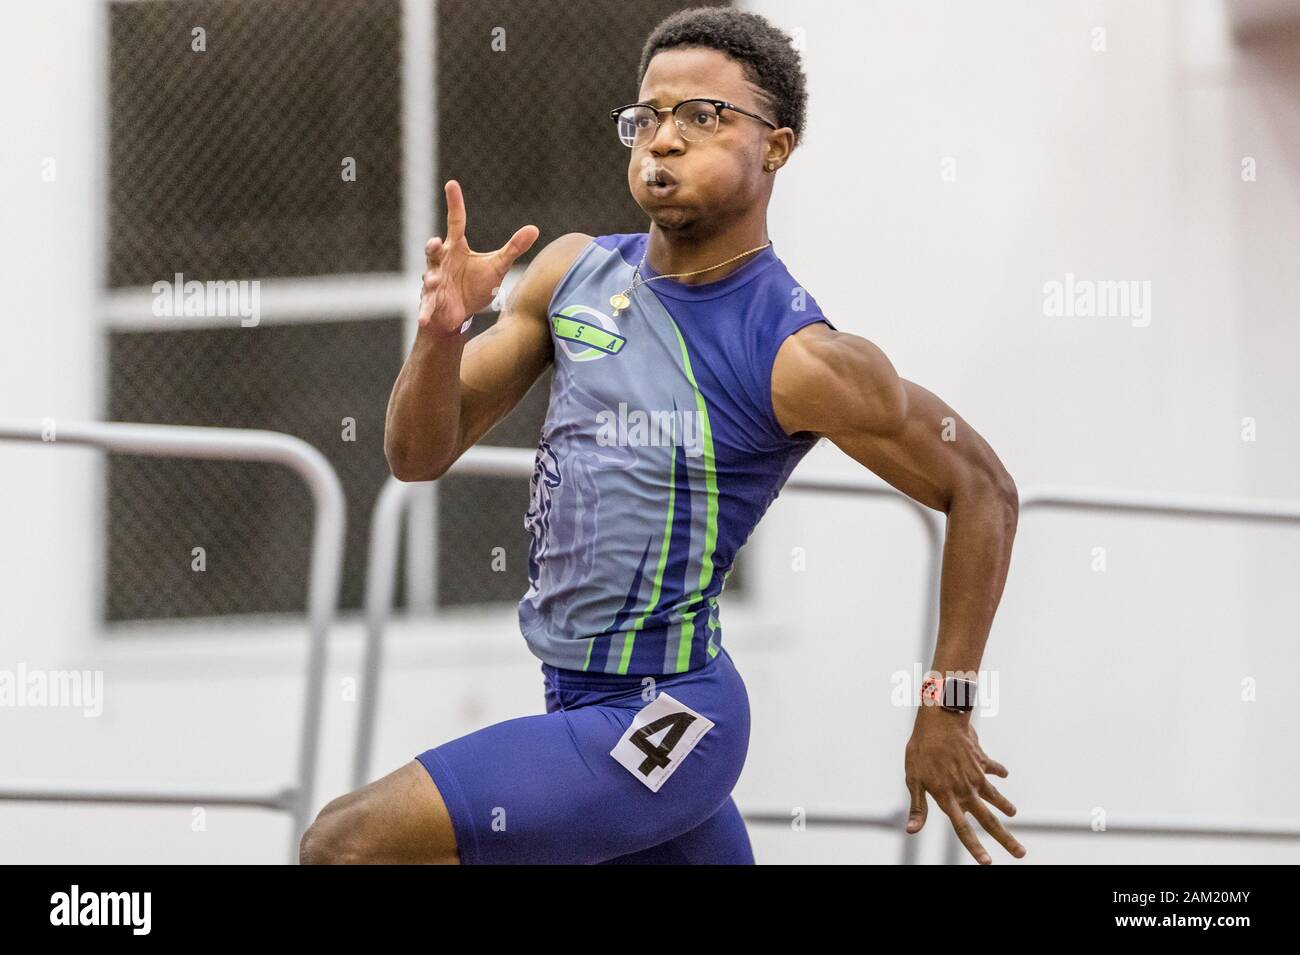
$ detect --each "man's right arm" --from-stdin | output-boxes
[384,232,591,481]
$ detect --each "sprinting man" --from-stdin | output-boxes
[301,7,1024,865]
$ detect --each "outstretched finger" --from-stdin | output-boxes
[980,753,1010,777]
[492,224,540,273]
[969,801,1027,859]
[941,796,991,865]
[905,777,928,834]
[445,180,467,244]
[979,778,1017,818]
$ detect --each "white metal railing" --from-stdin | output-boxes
[352,446,1300,863]
[0,419,346,864]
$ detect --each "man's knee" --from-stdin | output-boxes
[299,760,460,864]
[299,796,367,865]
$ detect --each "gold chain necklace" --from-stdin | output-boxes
[609,241,772,317]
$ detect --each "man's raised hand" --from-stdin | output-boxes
[418,179,540,334]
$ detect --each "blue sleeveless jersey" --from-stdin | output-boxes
[518,232,837,676]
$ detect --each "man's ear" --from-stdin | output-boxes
[764,128,796,170]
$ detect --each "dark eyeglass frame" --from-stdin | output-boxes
[608,98,779,146]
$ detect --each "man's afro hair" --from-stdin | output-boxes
[638,6,808,144]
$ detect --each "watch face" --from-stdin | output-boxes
[941,678,977,711]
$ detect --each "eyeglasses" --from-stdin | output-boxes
[609,98,779,148]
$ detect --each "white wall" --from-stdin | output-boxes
[749,0,1300,862]
[0,0,103,670]
[0,0,1295,864]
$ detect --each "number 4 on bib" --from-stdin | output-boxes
[609,692,715,792]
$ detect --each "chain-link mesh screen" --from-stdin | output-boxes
[106,319,404,620]
[108,0,403,287]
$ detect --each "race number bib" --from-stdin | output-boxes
[609,692,714,792]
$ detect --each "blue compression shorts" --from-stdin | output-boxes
[415,647,753,864]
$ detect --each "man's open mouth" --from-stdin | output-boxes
[645,167,679,191]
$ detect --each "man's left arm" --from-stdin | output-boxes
[772,321,1026,865]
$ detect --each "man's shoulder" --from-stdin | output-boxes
[536,232,597,271]
[512,233,596,316]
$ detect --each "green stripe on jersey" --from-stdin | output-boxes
[666,318,719,672]
[617,424,678,674]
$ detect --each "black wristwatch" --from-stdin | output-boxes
[940,677,978,713]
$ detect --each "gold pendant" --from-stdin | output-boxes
[609,292,630,316]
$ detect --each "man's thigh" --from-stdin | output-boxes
[303,651,750,865]
[416,696,746,864]
[598,795,754,865]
